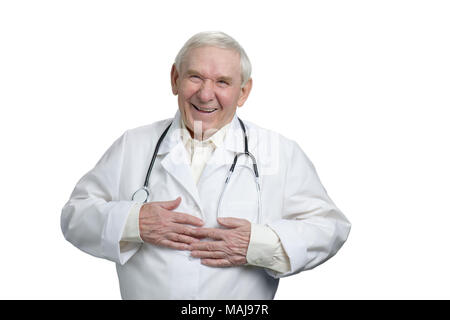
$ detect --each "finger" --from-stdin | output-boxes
[172,225,205,238]
[190,240,225,251]
[152,197,182,210]
[159,239,191,251]
[171,211,204,226]
[217,217,248,228]
[201,259,231,267]
[167,233,200,245]
[191,251,226,259]
[193,227,224,240]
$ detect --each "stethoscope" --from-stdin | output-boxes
[132,118,262,223]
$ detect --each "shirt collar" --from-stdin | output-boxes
[180,116,231,149]
[157,110,247,155]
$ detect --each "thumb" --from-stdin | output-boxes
[154,197,182,210]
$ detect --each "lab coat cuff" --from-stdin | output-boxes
[267,219,308,278]
[120,202,144,243]
[246,224,280,267]
[102,201,142,265]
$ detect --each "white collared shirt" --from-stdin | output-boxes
[120,117,290,274]
[179,118,230,184]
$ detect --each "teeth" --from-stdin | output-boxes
[192,104,217,113]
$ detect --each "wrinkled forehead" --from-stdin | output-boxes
[181,46,241,78]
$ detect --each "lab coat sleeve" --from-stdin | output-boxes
[61,131,141,265]
[267,140,351,278]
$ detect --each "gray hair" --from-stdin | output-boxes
[174,31,252,87]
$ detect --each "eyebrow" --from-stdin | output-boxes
[186,69,233,84]
[186,69,201,76]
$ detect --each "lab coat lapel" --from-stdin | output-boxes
[160,143,202,209]
[198,145,233,184]
[199,115,254,183]
[157,111,202,212]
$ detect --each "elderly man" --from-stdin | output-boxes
[61,31,351,299]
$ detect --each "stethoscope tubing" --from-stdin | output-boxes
[133,117,262,223]
[143,121,172,188]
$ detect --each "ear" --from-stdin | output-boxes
[237,78,253,107]
[170,64,179,95]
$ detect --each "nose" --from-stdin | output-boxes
[197,79,215,103]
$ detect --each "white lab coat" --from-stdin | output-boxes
[61,110,351,299]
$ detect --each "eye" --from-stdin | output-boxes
[217,80,230,87]
[189,75,202,82]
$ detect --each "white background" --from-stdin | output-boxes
[1,0,449,299]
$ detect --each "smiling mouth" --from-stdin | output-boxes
[191,103,218,114]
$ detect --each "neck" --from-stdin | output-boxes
[185,120,221,141]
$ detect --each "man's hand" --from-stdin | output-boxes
[190,217,251,267]
[139,197,204,251]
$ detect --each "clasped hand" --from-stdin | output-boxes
[139,197,251,267]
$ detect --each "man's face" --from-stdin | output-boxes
[171,46,252,139]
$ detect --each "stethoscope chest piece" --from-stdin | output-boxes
[132,187,149,203]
